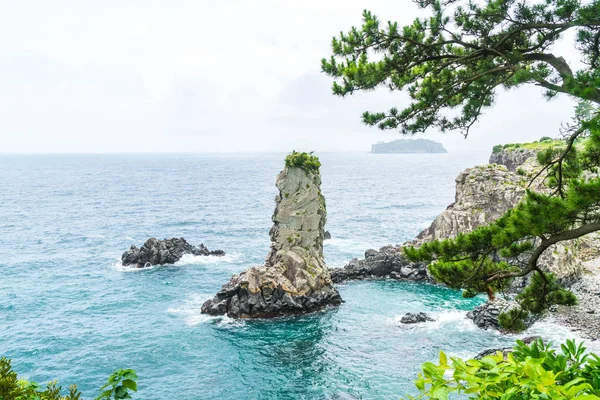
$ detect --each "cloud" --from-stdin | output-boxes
[0,0,583,153]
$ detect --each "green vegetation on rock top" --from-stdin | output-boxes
[492,137,566,154]
[285,151,321,174]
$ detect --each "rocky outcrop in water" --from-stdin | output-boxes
[121,237,224,268]
[466,298,539,331]
[330,246,428,283]
[467,299,521,330]
[201,162,342,318]
[400,312,435,324]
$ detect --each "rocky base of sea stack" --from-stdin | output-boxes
[201,267,342,318]
[329,246,429,283]
[121,237,224,268]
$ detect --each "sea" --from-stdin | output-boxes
[0,152,591,399]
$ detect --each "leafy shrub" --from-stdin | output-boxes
[492,144,503,153]
[284,151,321,173]
[406,339,600,399]
[516,167,526,176]
[540,136,553,142]
[0,357,137,400]
[497,307,529,332]
[0,357,81,400]
[97,369,138,400]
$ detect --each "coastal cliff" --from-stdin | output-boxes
[332,145,599,294]
[201,156,341,318]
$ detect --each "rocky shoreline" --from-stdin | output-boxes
[331,146,600,337]
[553,258,600,340]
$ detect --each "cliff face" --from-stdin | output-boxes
[410,147,592,280]
[201,165,341,318]
[489,148,538,171]
[409,164,526,245]
[332,147,596,284]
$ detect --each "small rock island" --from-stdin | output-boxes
[201,152,342,318]
[121,237,224,268]
[371,139,447,154]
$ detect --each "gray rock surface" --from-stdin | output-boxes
[489,148,538,171]
[407,148,586,282]
[329,246,428,283]
[408,164,527,246]
[201,165,342,318]
[554,257,600,340]
[121,237,224,268]
[467,298,537,331]
[400,312,435,324]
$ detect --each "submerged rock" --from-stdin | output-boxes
[201,160,342,318]
[400,312,435,324]
[121,237,224,268]
[329,245,428,283]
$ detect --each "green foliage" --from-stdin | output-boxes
[96,370,138,400]
[324,0,600,330]
[492,144,503,154]
[284,151,321,174]
[323,0,600,136]
[0,357,137,400]
[404,125,598,329]
[0,357,81,400]
[406,339,600,399]
[498,308,529,332]
[540,136,554,142]
[516,167,526,176]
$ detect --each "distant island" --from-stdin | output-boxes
[371,139,447,154]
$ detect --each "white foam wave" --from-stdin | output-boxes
[390,310,479,332]
[167,293,237,326]
[526,318,600,352]
[110,252,240,271]
[175,252,239,265]
[110,259,155,272]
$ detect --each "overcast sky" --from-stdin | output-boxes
[1,0,582,153]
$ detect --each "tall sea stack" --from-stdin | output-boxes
[201,153,342,318]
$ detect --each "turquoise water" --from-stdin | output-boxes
[0,152,584,399]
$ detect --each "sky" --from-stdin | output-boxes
[0,0,583,154]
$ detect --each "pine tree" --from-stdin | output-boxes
[323,0,600,330]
